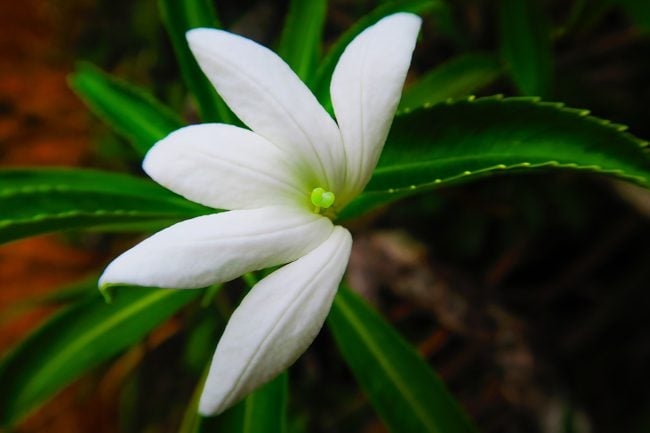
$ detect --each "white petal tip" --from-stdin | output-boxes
[198,396,222,417]
[196,227,352,417]
[376,12,423,36]
[185,27,218,46]
[98,266,115,288]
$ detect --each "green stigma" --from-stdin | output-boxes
[311,187,335,212]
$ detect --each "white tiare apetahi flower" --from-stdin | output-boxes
[99,12,422,415]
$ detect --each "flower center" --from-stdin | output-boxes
[310,187,335,214]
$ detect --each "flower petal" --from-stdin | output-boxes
[198,226,353,415]
[330,13,421,200]
[99,207,333,289]
[186,29,345,192]
[144,123,309,211]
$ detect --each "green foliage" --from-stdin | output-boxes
[341,96,650,219]
[499,0,554,97]
[0,287,200,427]
[310,0,442,110]
[158,0,234,123]
[211,373,288,433]
[619,0,650,31]
[278,0,327,82]
[70,63,184,156]
[398,53,502,113]
[0,168,210,244]
[6,1,650,431]
[328,287,478,433]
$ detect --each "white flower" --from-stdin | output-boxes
[99,13,421,415]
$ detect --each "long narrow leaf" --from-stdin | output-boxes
[328,286,478,433]
[69,63,184,156]
[310,0,442,109]
[0,168,210,244]
[195,373,288,433]
[158,0,234,123]
[398,53,502,113]
[340,96,650,219]
[499,0,554,97]
[0,287,201,427]
[278,0,327,82]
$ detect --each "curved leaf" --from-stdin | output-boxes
[310,0,442,110]
[178,372,287,433]
[278,0,327,82]
[328,286,478,433]
[69,63,184,156]
[0,287,201,427]
[209,373,288,433]
[0,168,210,244]
[158,0,233,123]
[398,53,502,113]
[340,96,650,219]
[499,0,554,97]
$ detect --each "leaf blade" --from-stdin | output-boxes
[69,63,184,156]
[328,286,478,433]
[0,168,210,244]
[158,0,234,123]
[398,53,502,113]
[340,97,650,219]
[310,0,442,109]
[278,0,327,82]
[0,287,201,427]
[209,372,288,433]
[499,0,554,97]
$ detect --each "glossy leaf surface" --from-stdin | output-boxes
[70,63,183,156]
[499,0,554,96]
[0,168,210,244]
[311,0,442,110]
[0,287,200,426]
[398,53,501,113]
[209,373,288,433]
[158,0,233,122]
[278,0,327,82]
[341,97,650,219]
[328,287,478,433]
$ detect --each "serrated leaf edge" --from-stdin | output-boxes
[367,160,648,198]
[0,209,191,228]
[397,95,649,150]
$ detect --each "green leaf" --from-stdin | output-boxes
[0,168,210,244]
[328,287,478,433]
[0,286,201,427]
[340,96,650,220]
[158,0,234,123]
[0,276,97,329]
[619,0,650,31]
[278,0,327,82]
[499,0,554,97]
[398,53,502,113]
[197,373,288,433]
[69,63,184,156]
[311,0,442,109]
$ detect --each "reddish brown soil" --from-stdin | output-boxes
[0,2,115,432]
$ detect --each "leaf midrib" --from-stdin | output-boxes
[375,152,614,174]
[335,293,443,433]
[14,290,175,416]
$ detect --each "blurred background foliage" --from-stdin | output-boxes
[1,0,650,432]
